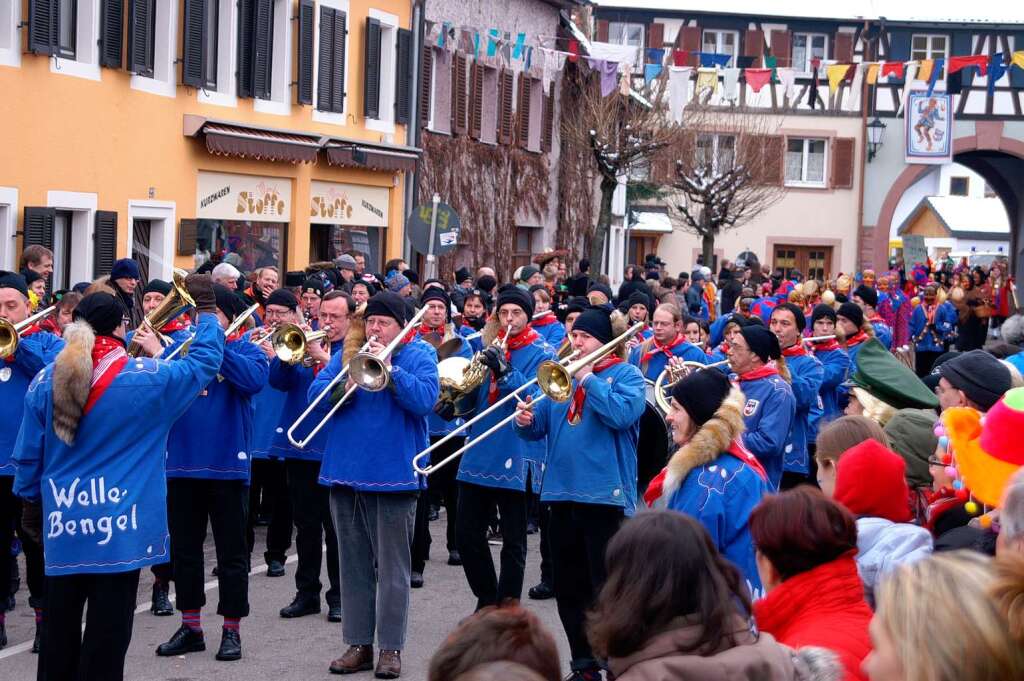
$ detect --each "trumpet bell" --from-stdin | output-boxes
[348,352,390,391]
[537,360,573,402]
[271,324,309,365]
[437,355,484,417]
[0,318,17,359]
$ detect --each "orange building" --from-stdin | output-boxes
[0,0,418,287]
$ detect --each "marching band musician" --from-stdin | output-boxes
[836,301,875,376]
[411,285,473,587]
[13,277,223,681]
[0,272,63,652]
[300,276,326,327]
[456,287,554,613]
[157,285,269,663]
[853,285,894,350]
[312,291,438,678]
[808,304,850,422]
[458,287,489,352]
[529,285,565,348]
[514,306,645,681]
[770,303,824,488]
[270,290,352,623]
[727,325,796,491]
[628,303,707,381]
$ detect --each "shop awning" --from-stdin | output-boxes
[184,115,323,164]
[324,141,420,172]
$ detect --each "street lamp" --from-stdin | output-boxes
[866,117,887,162]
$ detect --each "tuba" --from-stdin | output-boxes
[127,269,195,357]
[0,305,57,359]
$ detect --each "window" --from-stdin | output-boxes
[911,34,948,78]
[792,33,826,73]
[58,0,76,58]
[195,219,285,272]
[363,9,399,132]
[195,0,236,106]
[127,0,156,77]
[608,21,644,70]
[52,211,73,290]
[237,0,275,101]
[309,225,382,270]
[950,176,969,196]
[202,0,219,87]
[785,137,827,187]
[512,226,539,271]
[775,245,832,281]
[695,133,736,172]
[701,30,738,63]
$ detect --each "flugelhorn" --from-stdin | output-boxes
[270,323,328,365]
[0,305,57,359]
[651,359,730,414]
[127,269,195,357]
[287,305,428,449]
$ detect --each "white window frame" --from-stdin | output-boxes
[0,0,21,67]
[127,200,176,281]
[130,0,178,98]
[425,46,449,135]
[311,0,350,125]
[364,7,398,134]
[701,29,739,64]
[46,191,98,285]
[911,33,949,78]
[785,137,828,188]
[50,0,101,81]
[253,0,292,115]
[198,0,238,107]
[0,186,18,270]
[695,133,736,173]
[608,21,644,71]
[792,32,827,75]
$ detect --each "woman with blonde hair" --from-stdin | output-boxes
[864,551,1024,680]
[814,416,889,497]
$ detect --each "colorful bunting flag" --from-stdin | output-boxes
[949,55,988,76]
[512,32,526,60]
[881,61,904,79]
[1014,51,1024,71]
[916,59,933,82]
[745,68,772,93]
[826,64,850,94]
[673,50,689,67]
[866,63,880,85]
[568,39,579,63]
[486,29,499,57]
[989,53,1008,95]
[698,52,731,68]
[927,58,944,96]
[644,63,663,83]
[647,48,665,65]
[696,67,719,94]
[668,67,692,122]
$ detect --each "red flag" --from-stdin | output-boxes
[673,49,689,67]
[880,61,904,79]
[948,55,989,75]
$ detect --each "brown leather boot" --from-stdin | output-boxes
[329,645,374,674]
[375,649,401,679]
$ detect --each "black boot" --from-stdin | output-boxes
[0,621,7,650]
[151,582,174,616]
[327,603,342,622]
[31,625,40,654]
[528,582,554,600]
[216,628,242,661]
[156,625,206,656]
[280,594,320,618]
[266,559,286,577]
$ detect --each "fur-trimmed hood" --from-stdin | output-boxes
[52,321,96,445]
[659,386,746,501]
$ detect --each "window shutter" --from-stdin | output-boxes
[93,211,118,278]
[596,19,609,43]
[516,74,531,148]
[451,51,468,135]
[182,0,205,87]
[418,44,433,126]
[127,0,154,77]
[646,23,664,51]
[743,29,764,67]
[834,32,854,64]
[316,6,334,110]
[679,25,701,67]
[395,28,413,124]
[498,68,514,145]
[540,82,555,153]
[763,135,784,186]
[363,17,382,119]
[23,208,55,251]
[100,0,124,68]
[469,61,483,140]
[830,137,855,189]
[28,0,57,55]
[177,219,199,256]
[769,30,791,68]
[330,11,347,113]
[296,0,314,104]
[251,0,274,100]
[237,0,254,98]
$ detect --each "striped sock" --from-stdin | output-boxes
[34,608,42,625]
[223,617,240,633]
[182,609,202,632]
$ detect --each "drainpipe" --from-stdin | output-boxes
[403,0,426,266]
[856,18,871,271]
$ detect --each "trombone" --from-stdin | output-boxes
[287,305,428,449]
[0,305,57,359]
[651,359,730,414]
[413,321,645,476]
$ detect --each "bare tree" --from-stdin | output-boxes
[659,108,786,268]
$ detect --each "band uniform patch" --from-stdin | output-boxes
[743,399,760,417]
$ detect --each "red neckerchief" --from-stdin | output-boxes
[227,329,247,343]
[417,323,446,336]
[83,336,128,414]
[641,333,686,364]
[162,314,190,333]
[921,301,938,325]
[566,355,622,424]
[781,343,807,358]
[812,338,841,352]
[738,365,779,381]
[845,330,869,347]
[487,327,540,404]
[530,312,558,327]
[868,313,885,324]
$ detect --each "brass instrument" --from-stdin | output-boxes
[651,359,730,415]
[435,323,511,418]
[270,323,328,365]
[287,305,428,449]
[127,269,195,357]
[0,305,57,359]
[414,321,645,476]
[802,334,837,344]
[162,302,261,361]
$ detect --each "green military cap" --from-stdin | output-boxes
[847,339,939,410]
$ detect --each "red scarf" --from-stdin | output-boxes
[738,365,779,381]
[845,330,869,348]
[83,336,128,414]
[781,344,807,358]
[530,312,558,327]
[811,338,841,352]
[227,328,247,343]
[416,323,446,337]
[566,355,622,424]
[162,314,191,333]
[487,327,540,404]
[640,333,686,364]
[643,439,767,507]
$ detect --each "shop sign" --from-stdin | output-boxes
[310,181,389,227]
[197,171,292,222]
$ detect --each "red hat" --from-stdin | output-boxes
[833,440,912,523]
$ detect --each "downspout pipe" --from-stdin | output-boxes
[404,0,426,266]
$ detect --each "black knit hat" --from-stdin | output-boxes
[939,349,1012,411]
[420,286,451,316]
[0,270,29,298]
[853,285,878,309]
[496,285,534,318]
[476,274,497,293]
[455,267,472,284]
[626,291,651,314]
[143,279,172,297]
[301,277,326,297]
[811,303,837,325]
[213,284,250,321]
[572,306,613,344]
[671,368,732,427]
[364,291,408,325]
[528,283,548,296]
[772,302,806,331]
[23,270,42,286]
[587,282,613,302]
[518,265,540,283]
[740,325,781,363]
[73,292,125,336]
[266,288,298,311]
[837,301,864,329]
[564,296,588,316]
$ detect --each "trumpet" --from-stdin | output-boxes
[270,323,328,365]
[413,321,646,476]
[287,306,428,449]
[0,305,57,359]
[651,359,730,414]
[127,268,195,357]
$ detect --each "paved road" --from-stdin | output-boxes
[0,515,569,679]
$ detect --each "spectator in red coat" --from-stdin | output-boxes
[751,487,873,681]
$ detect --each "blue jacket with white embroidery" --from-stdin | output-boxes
[0,330,64,476]
[628,335,708,382]
[782,349,824,476]
[909,302,957,353]
[737,370,795,490]
[266,339,345,461]
[813,345,850,422]
[414,329,473,437]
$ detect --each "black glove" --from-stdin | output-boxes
[185,273,217,314]
[434,399,457,422]
[479,346,511,379]
[21,500,42,547]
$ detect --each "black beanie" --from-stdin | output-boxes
[496,285,534,318]
[476,274,497,293]
[23,270,42,286]
[939,349,1012,411]
[837,302,864,329]
[565,296,588,316]
[143,279,172,297]
[213,284,249,321]
[853,284,878,308]
[740,325,781,363]
[0,270,29,298]
[420,285,451,314]
[571,306,613,344]
[301,277,326,297]
[364,291,408,325]
[266,288,298,311]
[671,367,732,427]
[811,303,837,326]
[73,292,125,336]
[626,291,651,313]
[587,282,613,302]
[772,302,806,331]
[455,267,472,284]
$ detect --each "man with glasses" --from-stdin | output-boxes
[628,303,707,382]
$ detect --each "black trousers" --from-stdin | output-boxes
[37,569,140,681]
[247,458,292,564]
[412,436,463,572]
[168,478,250,618]
[456,482,527,610]
[0,476,45,609]
[548,502,624,672]
[286,459,340,606]
[538,502,552,585]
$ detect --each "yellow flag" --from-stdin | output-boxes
[1013,51,1024,71]
[696,68,718,94]
[917,59,933,82]
[866,63,880,85]
[827,64,850,94]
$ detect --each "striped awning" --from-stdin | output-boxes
[324,143,419,172]
[201,123,321,164]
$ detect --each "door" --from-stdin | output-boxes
[52,211,74,292]
[773,245,833,281]
[132,219,152,312]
